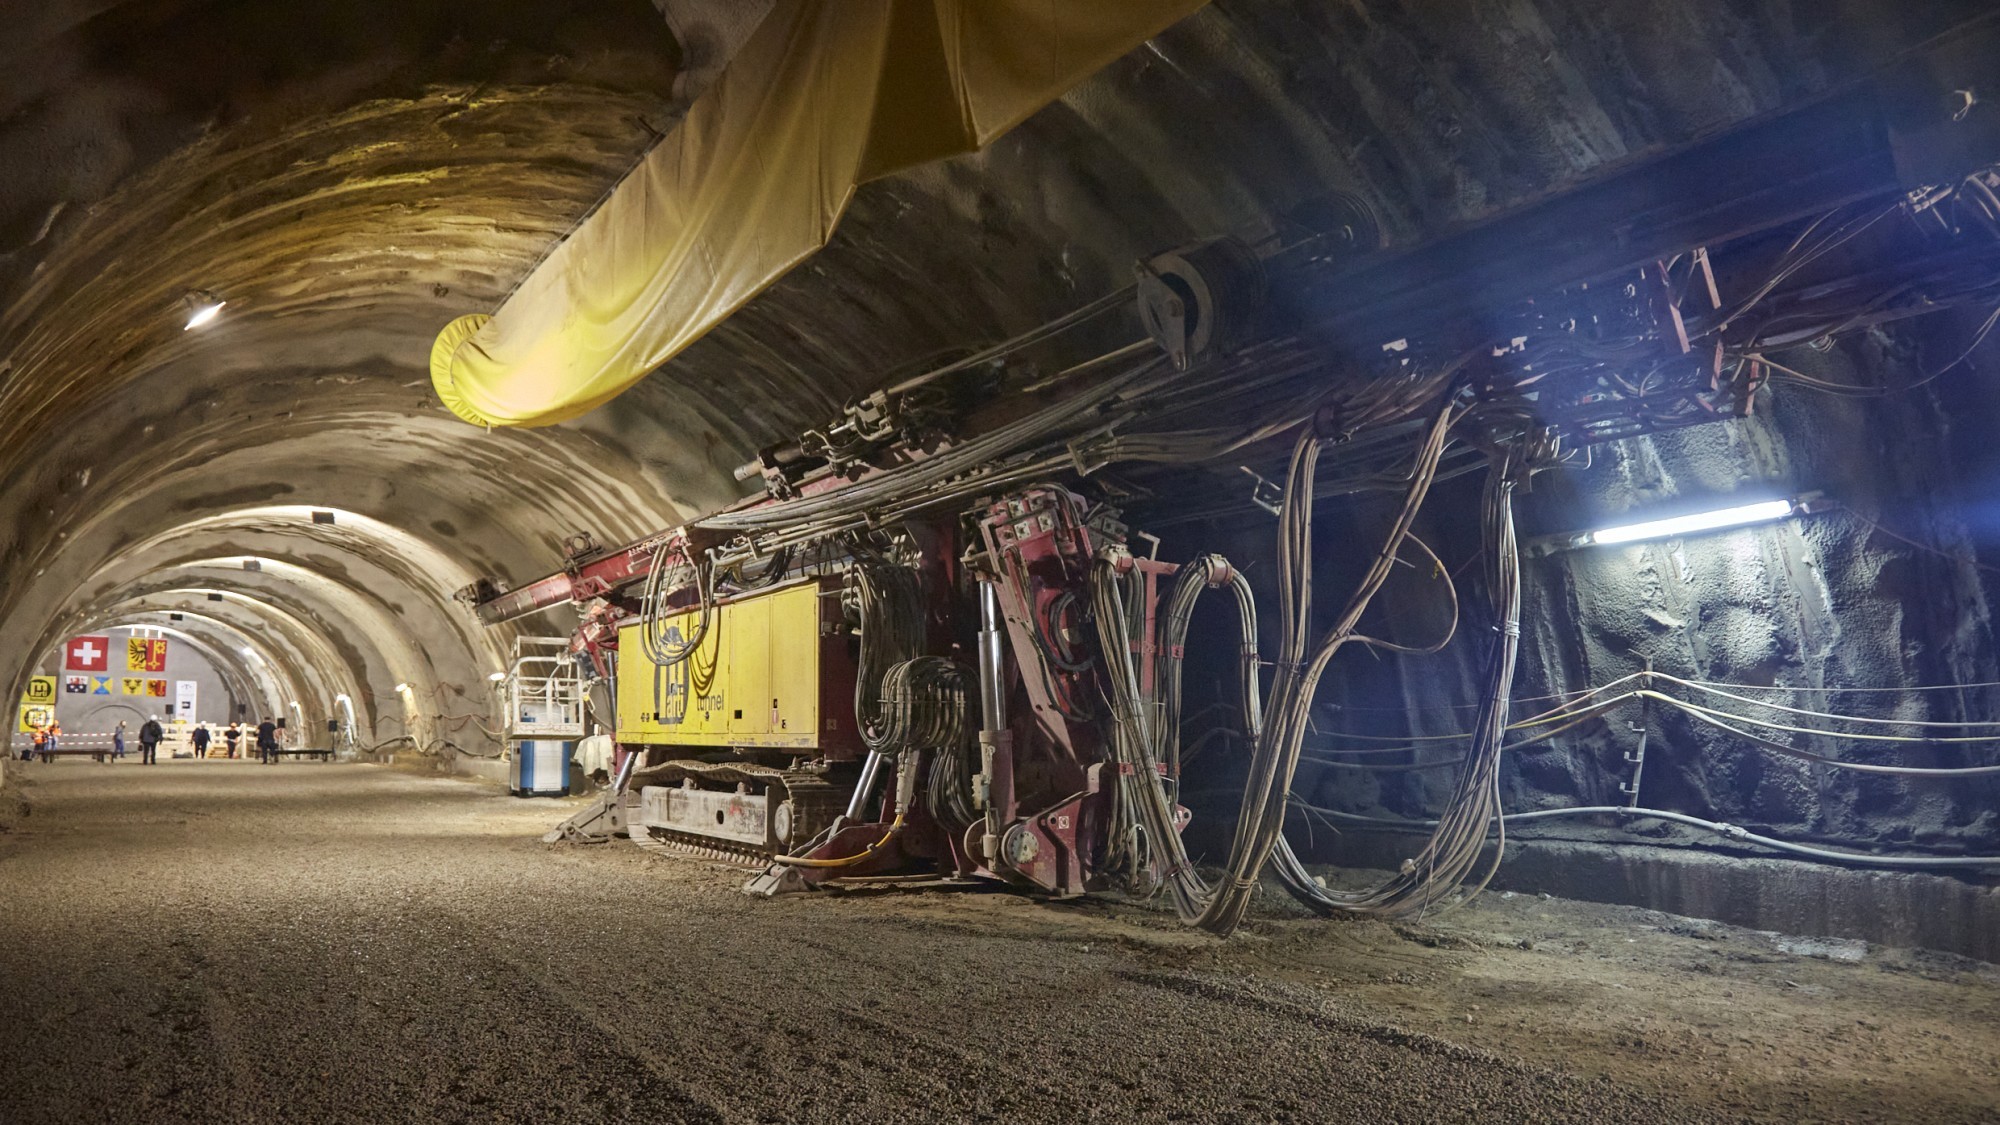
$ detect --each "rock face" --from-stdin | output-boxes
[1298,332,2000,855]
[0,0,1996,857]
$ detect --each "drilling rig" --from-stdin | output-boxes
[472,43,2000,936]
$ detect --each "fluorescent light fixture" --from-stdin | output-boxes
[183,290,225,330]
[487,672,507,682]
[394,682,412,694]
[1587,499,1797,547]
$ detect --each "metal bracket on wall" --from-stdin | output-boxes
[1620,653,1652,808]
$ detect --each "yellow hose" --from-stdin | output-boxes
[769,815,906,868]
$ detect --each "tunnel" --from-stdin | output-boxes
[5,1,2000,1121]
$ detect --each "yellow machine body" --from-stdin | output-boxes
[616,578,861,755]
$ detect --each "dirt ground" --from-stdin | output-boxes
[1,761,1995,1123]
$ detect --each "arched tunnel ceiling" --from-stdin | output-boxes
[0,0,1994,738]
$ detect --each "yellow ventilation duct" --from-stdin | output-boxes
[430,0,1209,429]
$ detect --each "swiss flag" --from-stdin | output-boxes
[66,635,110,672]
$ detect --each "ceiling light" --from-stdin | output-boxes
[1587,498,1802,547]
[183,290,225,330]
[394,682,413,694]
[1526,493,1824,557]
[488,672,508,682]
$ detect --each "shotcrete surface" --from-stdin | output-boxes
[1,762,1995,1123]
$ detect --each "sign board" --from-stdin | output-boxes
[175,680,198,717]
[65,635,110,672]
[17,703,52,733]
[22,676,56,705]
[126,638,168,673]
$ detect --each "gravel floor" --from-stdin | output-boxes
[0,761,1988,1123]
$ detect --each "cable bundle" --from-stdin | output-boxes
[1092,551,1263,914]
[872,657,980,830]
[638,540,713,669]
[1093,397,1511,934]
[852,560,926,751]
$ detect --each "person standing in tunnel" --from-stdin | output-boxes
[113,720,127,760]
[224,721,242,758]
[190,723,211,760]
[257,717,279,764]
[138,716,162,765]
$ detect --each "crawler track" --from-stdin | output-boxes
[626,758,848,863]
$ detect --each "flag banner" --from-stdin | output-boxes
[91,676,112,695]
[23,676,56,705]
[147,680,169,698]
[65,635,110,672]
[122,678,145,696]
[126,638,168,673]
[64,676,87,694]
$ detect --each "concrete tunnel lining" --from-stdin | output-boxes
[74,570,481,750]
[88,617,292,729]
[14,504,525,751]
[86,599,349,739]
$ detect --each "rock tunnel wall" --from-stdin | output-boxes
[1272,322,2000,857]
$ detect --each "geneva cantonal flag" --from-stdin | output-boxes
[126,637,168,673]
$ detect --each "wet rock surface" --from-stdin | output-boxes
[4,762,1998,1123]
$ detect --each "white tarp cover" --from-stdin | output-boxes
[431,0,1208,428]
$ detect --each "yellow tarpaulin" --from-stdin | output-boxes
[431,0,1208,429]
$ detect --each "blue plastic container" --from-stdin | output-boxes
[510,739,573,797]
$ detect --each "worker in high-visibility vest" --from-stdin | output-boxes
[37,720,61,763]
[26,722,47,761]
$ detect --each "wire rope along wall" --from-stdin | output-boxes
[1287,803,2000,871]
[1300,679,2000,777]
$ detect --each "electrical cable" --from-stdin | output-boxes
[1287,802,2000,870]
[1198,399,1473,933]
